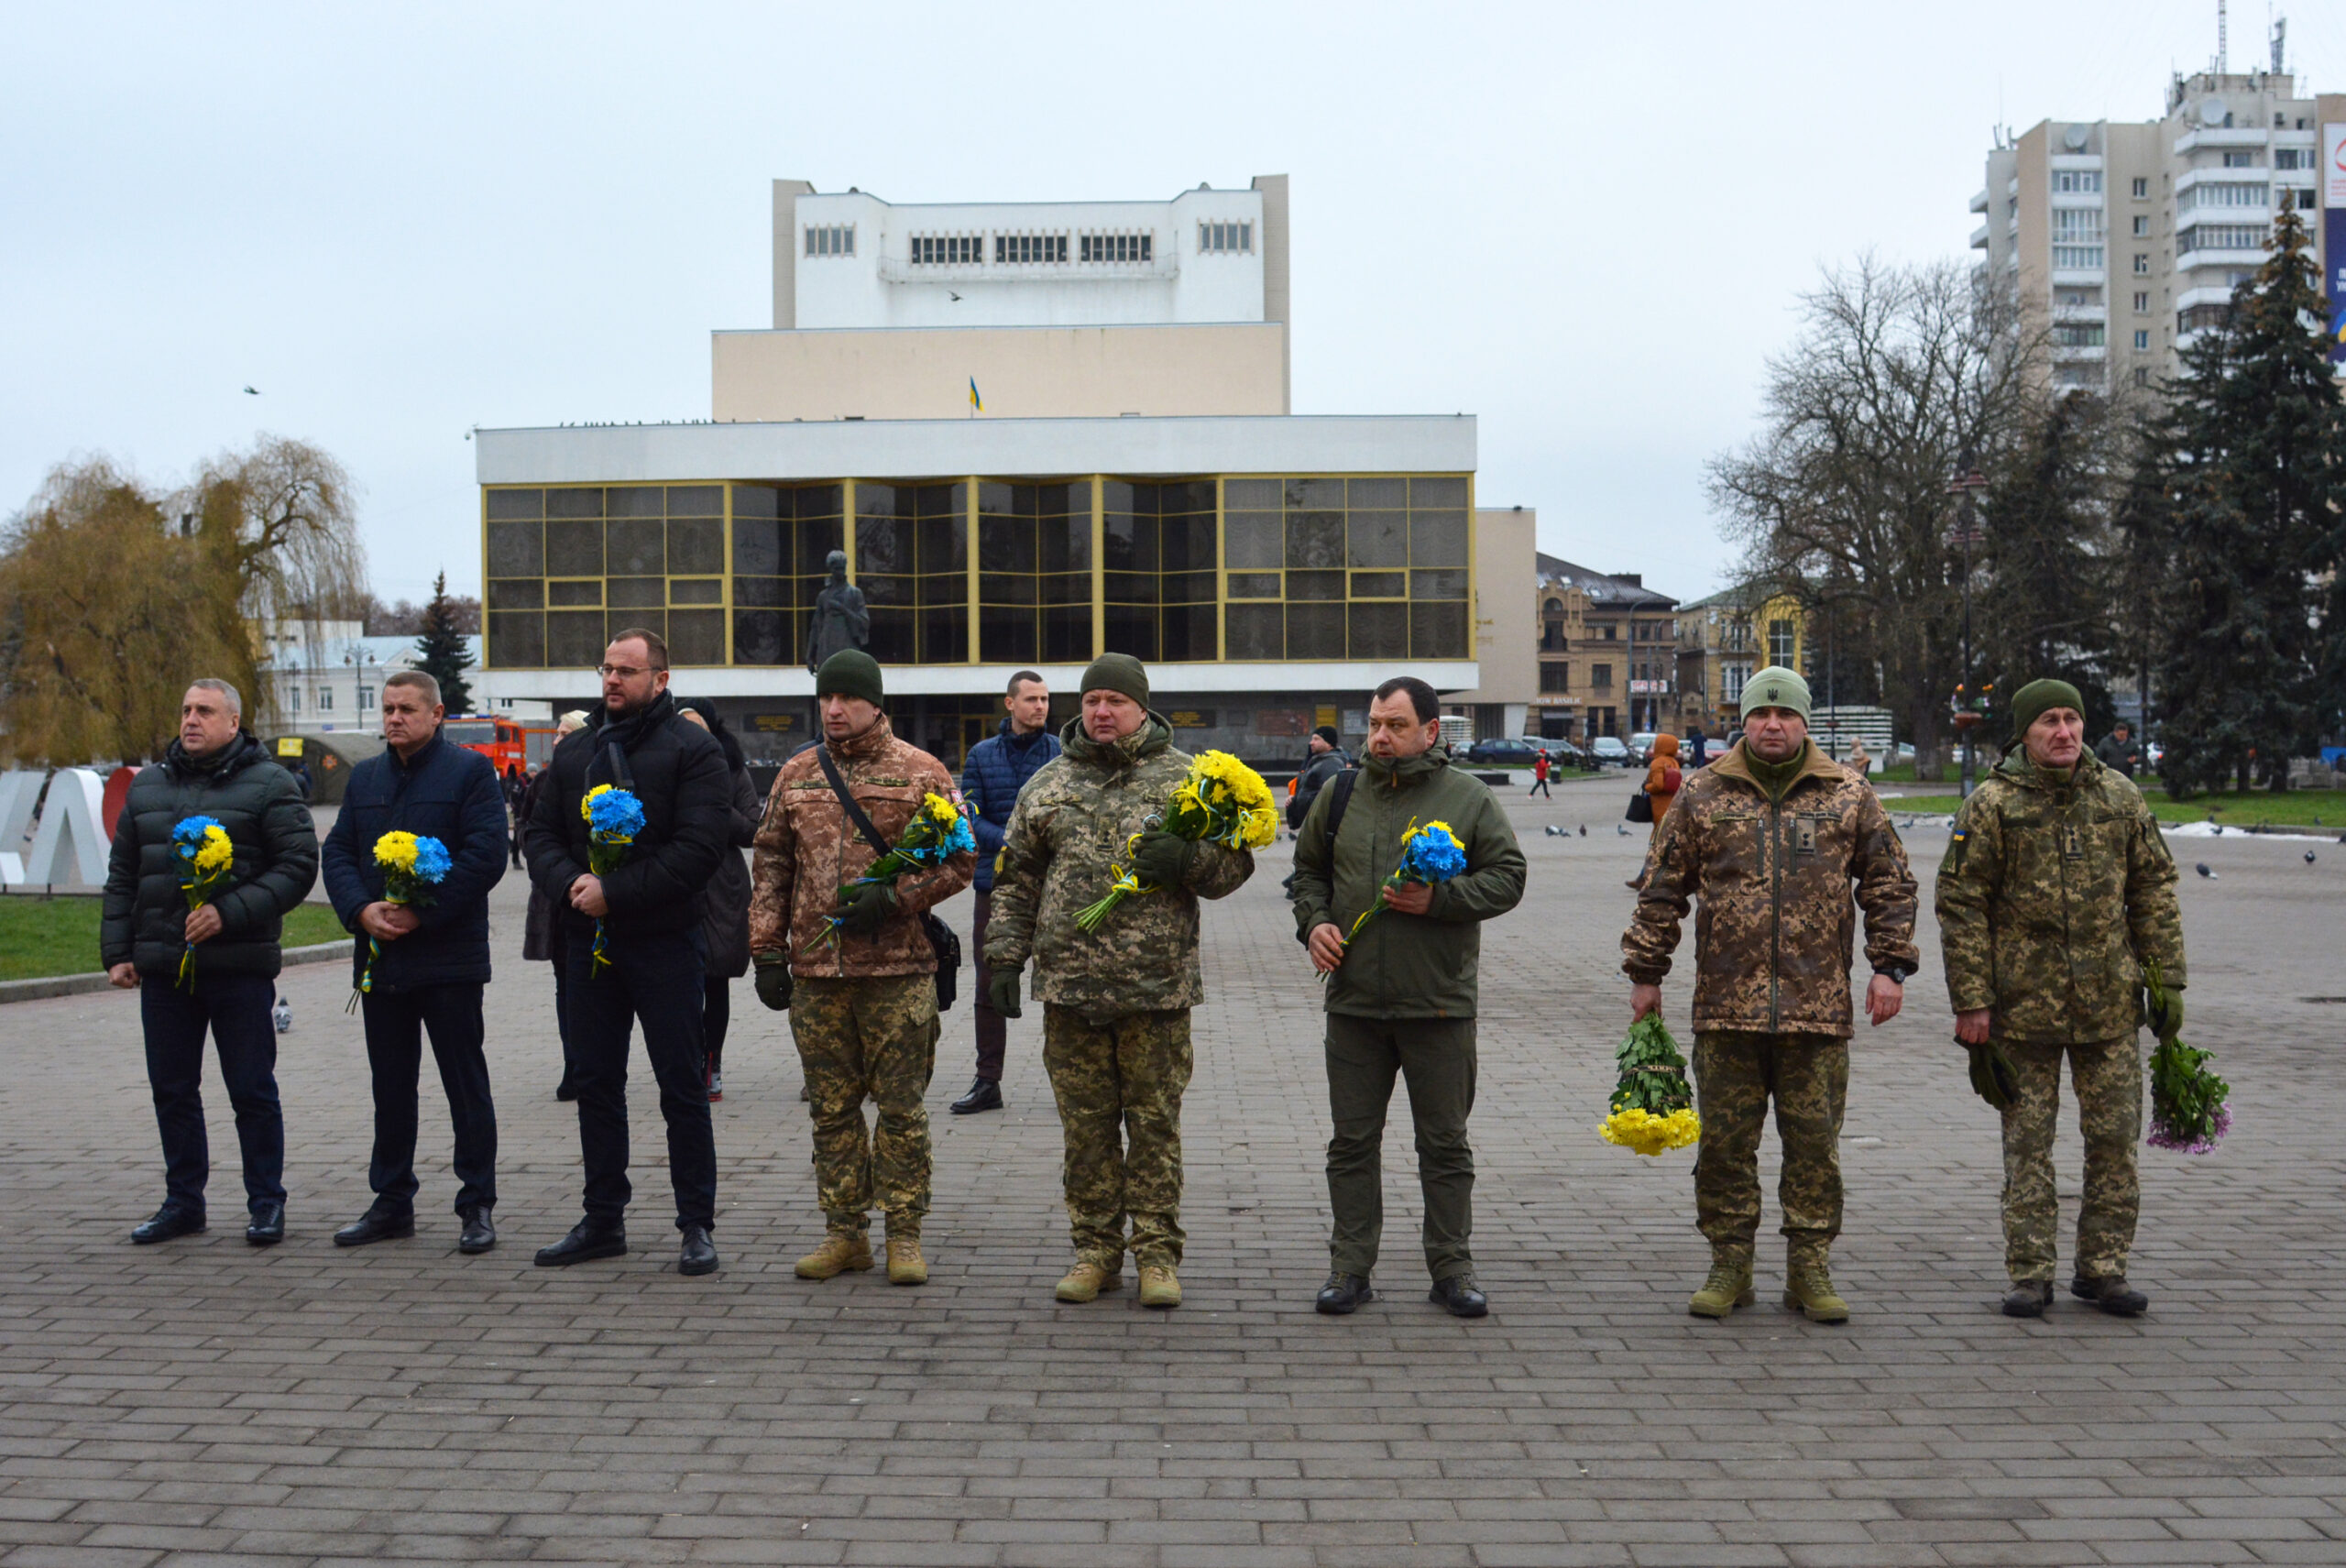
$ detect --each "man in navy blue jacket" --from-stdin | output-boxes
[321,672,508,1254]
[950,670,1060,1114]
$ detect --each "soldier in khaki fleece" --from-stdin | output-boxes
[749,650,973,1286]
[1621,666,1919,1322]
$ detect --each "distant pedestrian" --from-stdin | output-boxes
[1287,726,1349,830]
[1844,737,1871,778]
[1642,733,1682,836]
[953,669,1061,1115]
[676,700,761,1103]
[1529,749,1553,798]
[522,717,589,1101]
[320,672,507,1255]
[2094,721,2142,779]
[1686,726,1708,767]
[101,679,319,1246]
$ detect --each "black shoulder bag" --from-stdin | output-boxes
[813,745,961,1011]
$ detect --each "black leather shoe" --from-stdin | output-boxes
[2001,1279,2052,1318]
[534,1219,627,1266]
[458,1208,497,1255]
[1429,1273,1488,1318]
[678,1225,718,1277]
[2071,1274,2149,1316]
[1315,1272,1374,1315]
[950,1077,1003,1114]
[130,1207,205,1245]
[334,1207,415,1247]
[246,1201,285,1246]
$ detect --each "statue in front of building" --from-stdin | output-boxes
[805,551,870,674]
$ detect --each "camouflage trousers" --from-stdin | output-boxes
[1042,1005,1191,1269]
[790,974,938,1238]
[1691,1031,1849,1266]
[1999,1035,2141,1284]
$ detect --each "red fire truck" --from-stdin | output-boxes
[441,717,559,777]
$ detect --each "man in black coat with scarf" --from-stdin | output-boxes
[524,629,732,1276]
[321,671,509,1254]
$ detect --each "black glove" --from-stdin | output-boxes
[753,959,792,1012]
[1128,829,1193,888]
[987,967,1023,1019]
[1966,1040,2019,1112]
[835,880,897,938]
[2146,987,2184,1043]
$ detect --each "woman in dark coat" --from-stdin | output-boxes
[677,700,761,1102]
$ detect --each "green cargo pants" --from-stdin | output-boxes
[1692,1030,1849,1266]
[1999,1035,2142,1284]
[1324,1014,1477,1282]
[790,974,939,1239]
[1041,1004,1191,1269]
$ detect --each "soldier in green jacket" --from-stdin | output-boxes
[1291,675,1526,1318]
[1621,667,1919,1322]
[983,654,1255,1310]
[1935,678,2186,1320]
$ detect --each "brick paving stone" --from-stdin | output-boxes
[0,779,2341,1565]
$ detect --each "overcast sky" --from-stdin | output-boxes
[6,1,2341,607]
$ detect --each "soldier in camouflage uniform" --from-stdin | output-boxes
[982,653,1255,1309]
[748,650,973,1287]
[1621,666,1919,1322]
[1935,678,2185,1319]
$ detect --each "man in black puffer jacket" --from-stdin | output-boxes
[524,629,732,1277]
[321,671,509,1255]
[101,679,319,1246]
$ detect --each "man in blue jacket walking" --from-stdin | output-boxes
[321,672,508,1254]
[950,670,1059,1114]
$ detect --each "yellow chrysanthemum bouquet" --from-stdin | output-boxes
[1600,1014,1702,1157]
[1074,751,1277,932]
[170,816,236,989]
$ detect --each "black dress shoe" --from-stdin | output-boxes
[2071,1274,2149,1316]
[1315,1272,1374,1315]
[1429,1273,1488,1318]
[334,1207,415,1247]
[130,1207,205,1245]
[678,1224,718,1277]
[534,1219,626,1266]
[458,1208,497,1255]
[246,1201,285,1246]
[950,1077,1003,1114]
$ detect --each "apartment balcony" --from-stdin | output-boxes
[2173,126,2269,155]
[1971,223,1990,250]
[1970,189,1990,214]
[2176,246,2269,271]
[2051,342,2108,361]
[2051,303,2108,324]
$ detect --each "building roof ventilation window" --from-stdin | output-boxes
[1199,220,1253,255]
[910,235,981,266]
[994,233,1069,265]
[1080,231,1155,264]
[806,225,855,258]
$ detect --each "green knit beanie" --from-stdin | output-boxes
[1740,664,1812,723]
[814,649,884,706]
[2007,678,2083,745]
[1080,652,1150,708]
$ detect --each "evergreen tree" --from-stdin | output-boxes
[414,570,474,716]
[1976,394,2118,733]
[2152,202,2342,795]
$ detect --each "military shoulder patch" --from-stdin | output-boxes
[1948,826,1968,874]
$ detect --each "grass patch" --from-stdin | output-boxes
[0,897,348,983]
[1874,788,2346,829]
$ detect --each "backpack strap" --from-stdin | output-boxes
[814,745,891,858]
[1321,766,1360,858]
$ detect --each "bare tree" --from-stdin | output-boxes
[1709,258,2039,776]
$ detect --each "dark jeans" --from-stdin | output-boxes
[360,982,498,1216]
[140,971,285,1216]
[970,889,1005,1081]
[1529,776,1551,797]
[704,975,730,1070]
[565,927,716,1232]
[1324,1014,1477,1281]
[552,930,575,1094]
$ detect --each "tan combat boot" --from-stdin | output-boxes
[1688,1255,1756,1319]
[1784,1245,1850,1323]
[884,1233,926,1287]
[795,1229,873,1279]
[1138,1265,1182,1309]
[1054,1259,1124,1303]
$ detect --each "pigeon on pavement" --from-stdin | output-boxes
[2195,863,2216,879]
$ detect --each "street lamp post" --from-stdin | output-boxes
[1946,454,1991,798]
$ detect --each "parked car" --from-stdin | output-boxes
[1534,737,1596,770]
[1590,736,1633,767]
[1464,737,1544,766]
[1627,731,1661,763]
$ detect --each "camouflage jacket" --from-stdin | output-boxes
[1934,750,2184,1044]
[748,715,974,978]
[1621,740,1920,1037]
[983,714,1255,1018]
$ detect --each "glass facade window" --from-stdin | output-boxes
[483,471,1473,670]
[1079,232,1153,263]
[994,233,1068,264]
[806,225,854,257]
[910,235,981,265]
[1199,221,1252,254]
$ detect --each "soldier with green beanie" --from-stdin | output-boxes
[1622,665,1920,1322]
[1935,677,2185,1320]
[982,652,1255,1309]
[749,648,974,1287]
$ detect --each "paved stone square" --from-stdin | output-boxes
[2,772,2341,1566]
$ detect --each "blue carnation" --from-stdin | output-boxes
[172,815,225,848]
[411,836,453,882]
[588,788,646,838]
[943,815,976,857]
[1403,826,1468,883]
